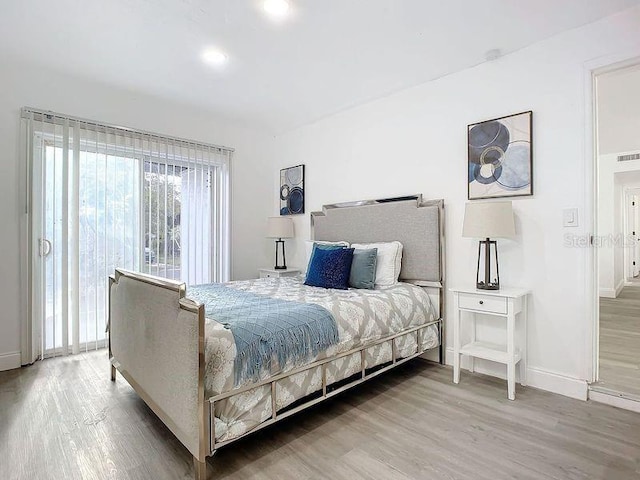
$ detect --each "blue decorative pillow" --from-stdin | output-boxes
[349,248,378,289]
[306,242,347,272]
[305,246,355,290]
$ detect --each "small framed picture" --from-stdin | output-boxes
[468,111,533,200]
[280,164,305,215]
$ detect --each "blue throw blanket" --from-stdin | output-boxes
[188,284,339,386]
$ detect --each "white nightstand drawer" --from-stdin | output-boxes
[259,268,301,279]
[458,293,507,314]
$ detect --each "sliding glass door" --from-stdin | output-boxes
[25,109,230,359]
[39,143,140,354]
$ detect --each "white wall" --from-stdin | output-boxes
[598,65,640,155]
[0,58,274,371]
[270,7,640,399]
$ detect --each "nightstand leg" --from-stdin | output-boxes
[507,306,516,400]
[469,313,475,373]
[519,296,528,386]
[507,363,515,400]
[453,296,461,384]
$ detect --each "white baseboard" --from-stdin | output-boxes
[600,287,618,298]
[589,388,640,413]
[599,288,616,298]
[0,351,21,372]
[445,348,588,400]
[600,279,626,298]
[615,279,625,297]
[526,367,588,400]
[420,343,441,363]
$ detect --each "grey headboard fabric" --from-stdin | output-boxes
[311,195,444,285]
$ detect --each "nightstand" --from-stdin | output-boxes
[259,268,301,279]
[451,287,529,400]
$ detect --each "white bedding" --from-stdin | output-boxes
[196,275,439,442]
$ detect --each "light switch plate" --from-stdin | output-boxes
[563,208,578,227]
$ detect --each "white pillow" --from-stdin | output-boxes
[351,241,403,287]
[304,240,350,272]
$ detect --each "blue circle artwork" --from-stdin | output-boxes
[472,163,503,184]
[468,121,510,165]
[496,142,531,190]
[288,187,304,214]
[280,165,304,215]
[468,115,531,197]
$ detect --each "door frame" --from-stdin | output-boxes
[585,50,640,384]
[623,187,640,283]
[20,117,36,365]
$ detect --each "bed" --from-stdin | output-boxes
[108,195,445,480]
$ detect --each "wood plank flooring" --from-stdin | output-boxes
[599,287,640,397]
[1,351,640,479]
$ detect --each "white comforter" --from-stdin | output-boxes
[195,276,439,441]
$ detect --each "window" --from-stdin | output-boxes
[23,108,231,358]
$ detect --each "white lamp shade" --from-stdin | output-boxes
[462,201,516,239]
[267,216,294,239]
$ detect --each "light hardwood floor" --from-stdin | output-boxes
[599,286,640,397]
[1,352,640,480]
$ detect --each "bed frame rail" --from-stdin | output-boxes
[209,319,440,451]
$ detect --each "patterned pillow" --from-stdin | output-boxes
[304,240,349,272]
[304,246,355,290]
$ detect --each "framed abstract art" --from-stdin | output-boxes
[280,164,305,215]
[468,111,533,200]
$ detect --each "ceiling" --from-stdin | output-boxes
[1,0,639,133]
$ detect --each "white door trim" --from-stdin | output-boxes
[584,49,640,384]
[624,190,634,281]
[623,188,640,282]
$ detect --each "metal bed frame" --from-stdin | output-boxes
[109,195,445,480]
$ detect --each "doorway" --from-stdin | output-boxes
[594,63,640,399]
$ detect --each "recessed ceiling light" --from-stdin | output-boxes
[263,0,290,19]
[201,48,228,67]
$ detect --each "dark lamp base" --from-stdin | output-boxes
[274,239,288,270]
[476,282,500,290]
[476,238,501,291]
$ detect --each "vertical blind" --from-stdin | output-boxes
[22,108,232,359]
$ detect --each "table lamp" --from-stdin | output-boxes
[267,217,294,270]
[462,201,515,290]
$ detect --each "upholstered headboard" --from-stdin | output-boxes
[310,195,444,286]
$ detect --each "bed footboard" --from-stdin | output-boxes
[109,269,209,478]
